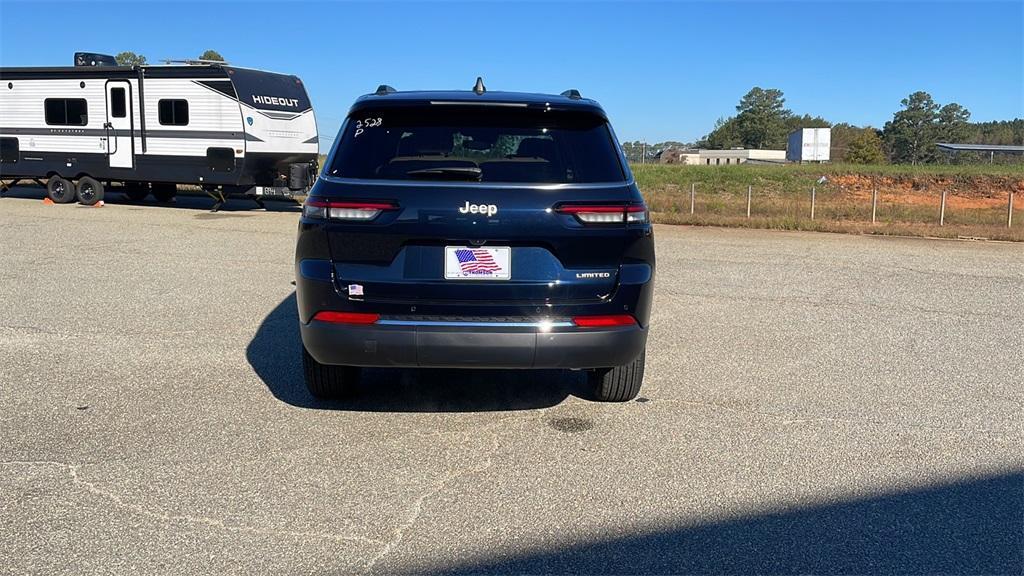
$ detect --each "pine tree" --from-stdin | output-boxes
[883,92,940,165]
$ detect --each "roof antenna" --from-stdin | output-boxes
[375,84,396,96]
[473,76,486,95]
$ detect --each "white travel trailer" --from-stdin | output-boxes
[0,53,318,209]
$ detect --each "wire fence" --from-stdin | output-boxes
[642,181,1021,238]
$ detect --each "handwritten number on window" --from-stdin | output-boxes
[354,117,382,138]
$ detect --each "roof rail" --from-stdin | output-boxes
[375,84,397,95]
[561,89,582,100]
[160,59,229,66]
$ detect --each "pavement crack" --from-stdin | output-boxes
[362,426,503,574]
[0,324,62,336]
[2,460,383,547]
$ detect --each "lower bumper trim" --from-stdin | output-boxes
[300,321,647,369]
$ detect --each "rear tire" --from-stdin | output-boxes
[76,176,104,205]
[123,183,149,202]
[152,183,176,203]
[46,175,76,204]
[302,345,359,398]
[590,350,645,402]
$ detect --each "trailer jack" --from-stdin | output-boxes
[203,186,229,213]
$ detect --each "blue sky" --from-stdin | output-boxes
[1,1,1021,144]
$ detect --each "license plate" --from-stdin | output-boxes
[444,246,511,280]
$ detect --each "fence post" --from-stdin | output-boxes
[940,189,947,226]
[1009,191,1015,228]
[746,185,752,218]
[690,183,695,215]
[871,187,878,224]
[810,186,816,220]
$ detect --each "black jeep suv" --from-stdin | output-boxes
[295,81,655,401]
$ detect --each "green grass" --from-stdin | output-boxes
[632,163,1024,241]
[632,162,1023,190]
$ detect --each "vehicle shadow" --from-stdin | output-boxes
[1,184,301,213]
[246,293,591,412]
[423,470,1024,575]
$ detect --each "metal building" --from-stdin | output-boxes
[699,149,786,165]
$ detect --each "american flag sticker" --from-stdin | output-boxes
[348,283,364,296]
[445,247,511,280]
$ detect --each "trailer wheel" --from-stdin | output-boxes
[123,183,149,202]
[75,177,104,205]
[46,176,76,204]
[152,183,176,203]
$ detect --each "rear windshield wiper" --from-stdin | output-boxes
[405,167,482,181]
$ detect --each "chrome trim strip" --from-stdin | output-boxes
[376,319,574,328]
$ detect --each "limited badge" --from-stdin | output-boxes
[348,284,364,297]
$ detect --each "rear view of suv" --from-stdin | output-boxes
[295,80,655,402]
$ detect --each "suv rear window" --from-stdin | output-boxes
[327,106,626,183]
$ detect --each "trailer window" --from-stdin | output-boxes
[44,99,88,126]
[158,99,189,126]
[110,88,126,118]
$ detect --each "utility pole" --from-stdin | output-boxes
[641,142,646,165]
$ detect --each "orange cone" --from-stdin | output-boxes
[42,197,55,205]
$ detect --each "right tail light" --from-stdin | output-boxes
[555,203,648,224]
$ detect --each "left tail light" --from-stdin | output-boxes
[555,203,648,224]
[303,199,398,221]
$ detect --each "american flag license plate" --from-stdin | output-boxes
[444,246,511,280]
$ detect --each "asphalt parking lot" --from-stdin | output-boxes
[1,190,1022,575]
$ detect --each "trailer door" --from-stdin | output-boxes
[104,81,133,169]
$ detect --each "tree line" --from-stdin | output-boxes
[113,50,226,66]
[684,87,1022,164]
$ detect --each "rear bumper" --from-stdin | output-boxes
[300,320,647,369]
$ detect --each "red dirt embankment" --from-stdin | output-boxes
[829,173,1024,209]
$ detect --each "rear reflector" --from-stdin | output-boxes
[572,314,637,328]
[555,204,647,224]
[303,199,397,221]
[313,311,380,324]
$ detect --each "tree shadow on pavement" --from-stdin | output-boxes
[246,293,591,412]
[424,470,1024,575]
